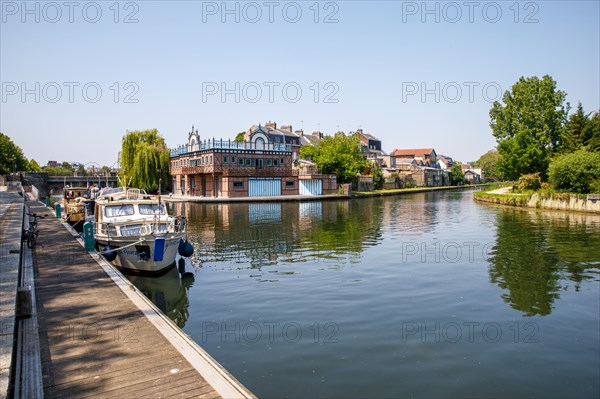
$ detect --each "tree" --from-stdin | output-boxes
[28,159,42,172]
[76,165,88,176]
[367,164,384,189]
[0,132,30,174]
[100,165,112,175]
[299,135,368,184]
[449,164,464,185]
[472,149,502,181]
[121,129,170,193]
[560,102,589,153]
[234,132,245,142]
[548,149,600,194]
[489,75,569,180]
[585,111,600,152]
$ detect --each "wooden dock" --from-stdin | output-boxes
[24,200,254,398]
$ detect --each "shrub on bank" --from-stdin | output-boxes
[548,149,600,194]
[516,173,542,191]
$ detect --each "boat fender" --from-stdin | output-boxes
[153,236,165,261]
[178,240,194,257]
[101,245,117,262]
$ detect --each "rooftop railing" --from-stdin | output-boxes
[170,139,291,157]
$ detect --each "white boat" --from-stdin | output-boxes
[91,187,191,275]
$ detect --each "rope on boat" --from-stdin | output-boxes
[106,238,146,251]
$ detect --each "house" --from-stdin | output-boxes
[437,154,454,170]
[391,148,448,187]
[463,169,481,184]
[244,121,302,161]
[297,130,324,146]
[355,129,396,168]
[170,125,337,198]
[459,164,482,184]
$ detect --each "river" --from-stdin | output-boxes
[128,189,600,398]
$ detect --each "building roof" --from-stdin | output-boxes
[392,148,435,158]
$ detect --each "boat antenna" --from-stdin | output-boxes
[158,169,162,217]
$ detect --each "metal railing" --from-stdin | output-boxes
[171,139,292,157]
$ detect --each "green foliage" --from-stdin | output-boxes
[121,129,170,193]
[43,166,75,176]
[561,103,589,153]
[472,149,501,180]
[299,135,369,184]
[586,112,600,152]
[516,172,542,191]
[234,132,245,142]
[449,164,464,185]
[369,165,384,189]
[28,159,42,172]
[76,165,88,176]
[0,132,31,174]
[404,181,415,189]
[548,149,600,194]
[490,75,569,180]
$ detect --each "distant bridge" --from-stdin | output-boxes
[4,172,120,198]
[47,176,119,195]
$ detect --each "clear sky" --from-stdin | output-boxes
[1,0,599,167]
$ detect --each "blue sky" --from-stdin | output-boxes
[1,0,599,167]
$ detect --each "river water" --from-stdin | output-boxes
[128,189,600,398]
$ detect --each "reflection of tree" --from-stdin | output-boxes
[299,199,383,255]
[488,209,600,316]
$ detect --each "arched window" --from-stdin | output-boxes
[255,137,265,150]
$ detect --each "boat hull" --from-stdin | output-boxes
[96,234,184,275]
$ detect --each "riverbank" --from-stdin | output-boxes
[474,189,600,214]
[352,184,488,198]
[165,184,488,204]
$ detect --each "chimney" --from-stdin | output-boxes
[266,121,277,130]
[281,125,292,133]
[295,129,304,137]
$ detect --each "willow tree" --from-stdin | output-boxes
[121,129,170,193]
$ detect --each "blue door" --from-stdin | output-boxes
[299,179,322,195]
[248,178,282,197]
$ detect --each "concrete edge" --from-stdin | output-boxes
[0,192,25,399]
[49,206,255,399]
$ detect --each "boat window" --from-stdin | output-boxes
[154,223,169,233]
[104,204,135,217]
[139,204,166,215]
[120,224,142,236]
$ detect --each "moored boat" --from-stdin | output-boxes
[62,187,89,231]
[92,187,191,275]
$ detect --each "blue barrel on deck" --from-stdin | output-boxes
[55,203,61,218]
[83,222,95,252]
[153,236,165,261]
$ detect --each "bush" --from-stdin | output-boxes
[516,172,542,191]
[548,149,600,194]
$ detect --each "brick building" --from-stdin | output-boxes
[170,125,337,198]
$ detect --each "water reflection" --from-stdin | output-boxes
[171,200,384,269]
[127,266,194,327]
[488,208,600,316]
[166,197,600,317]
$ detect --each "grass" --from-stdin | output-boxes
[353,183,490,197]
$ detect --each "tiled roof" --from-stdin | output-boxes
[392,148,435,157]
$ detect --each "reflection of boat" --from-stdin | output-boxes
[127,266,194,327]
[93,187,189,275]
[62,187,90,231]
